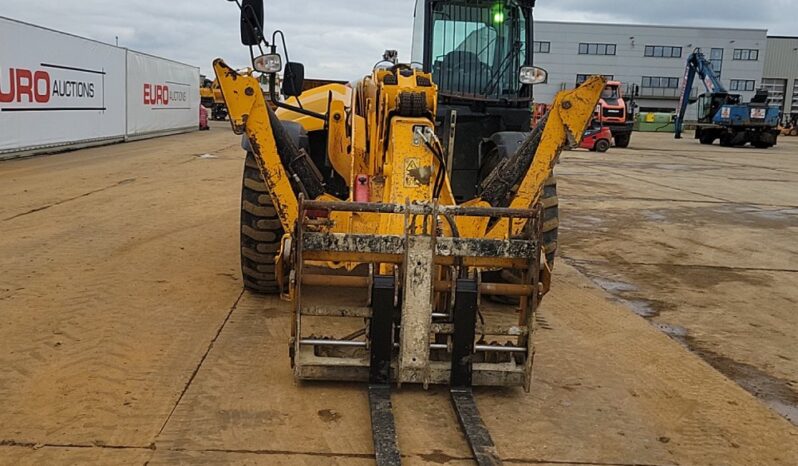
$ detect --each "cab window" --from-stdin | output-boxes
[430,3,526,99]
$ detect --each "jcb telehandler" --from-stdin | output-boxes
[200,77,228,121]
[216,1,603,464]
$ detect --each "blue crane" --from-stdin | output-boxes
[674,49,780,148]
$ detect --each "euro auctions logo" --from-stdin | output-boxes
[143,83,169,105]
[0,64,105,112]
[0,68,51,103]
[144,82,189,109]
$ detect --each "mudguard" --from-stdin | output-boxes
[241,120,310,155]
[480,131,529,164]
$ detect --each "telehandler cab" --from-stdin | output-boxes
[215,0,603,463]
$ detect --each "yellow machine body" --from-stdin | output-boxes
[214,57,604,388]
[200,79,224,105]
[215,59,604,242]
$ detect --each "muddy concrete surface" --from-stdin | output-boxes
[558,132,798,426]
[1,124,797,464]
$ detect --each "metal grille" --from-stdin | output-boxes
[602,107,624,118]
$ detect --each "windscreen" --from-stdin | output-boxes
[602,87,619,100]
[430,2,527,100]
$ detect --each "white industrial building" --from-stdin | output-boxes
[763,36,798,120]
[532,21,771,120]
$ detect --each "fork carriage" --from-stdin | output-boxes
[289,199,543,390]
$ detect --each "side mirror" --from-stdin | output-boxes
[519,66,547,85]
[240,0,264,46]
[282,62,305,97]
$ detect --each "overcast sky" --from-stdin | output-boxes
[1,1,794,79]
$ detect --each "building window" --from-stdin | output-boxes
[644,45,682,58]
[576,74,614,86]
[709,48,724,77]
[642,76,680,88]
[732,49,759,61]
[730,79,756,92]
[533,41,550,53]
[578,43,616,55]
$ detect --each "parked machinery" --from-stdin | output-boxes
[596,81,636,148]
[580,123,613,152]
[199,77,228,121]
[780,114,798,136]
[537,81,634,148]
[216,0,603,463]
[674,49,780,148]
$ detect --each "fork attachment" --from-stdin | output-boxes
[289,199,542,464]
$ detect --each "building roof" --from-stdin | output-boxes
[536,19,767,34]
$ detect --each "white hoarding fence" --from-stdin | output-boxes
[0,17,126,154]
[126,51,200,138]
[0,16,200,158]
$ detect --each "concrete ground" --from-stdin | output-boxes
[0,124,796,465]
[558,132,798,426]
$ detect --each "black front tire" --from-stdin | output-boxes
[479,145,559,269]
[212,105,228,121]
[613,133,631,148]
[719,135,734,147]
[595,139,611,153]
[241,152,285,294]
[540,176,559,268]
[699,135,715,145]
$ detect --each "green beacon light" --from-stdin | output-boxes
[491,4,505,24]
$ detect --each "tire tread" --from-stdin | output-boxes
[240,152,284,294]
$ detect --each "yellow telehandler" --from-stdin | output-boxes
[215,1,603,464]
[200,77,227,120]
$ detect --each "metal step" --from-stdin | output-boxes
[300,305,371,318]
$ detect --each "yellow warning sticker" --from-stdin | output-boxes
[404,158,421,188]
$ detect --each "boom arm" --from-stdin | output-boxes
[675,50,726,138]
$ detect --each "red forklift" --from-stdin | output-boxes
[534,102,611,152]
[579,120,612,152]
[551,80,636,147]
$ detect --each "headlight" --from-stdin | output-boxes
[520,66,548,85]
[253,53,282,73]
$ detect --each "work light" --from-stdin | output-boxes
[520,66,547,84]
[253,53,282,73]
